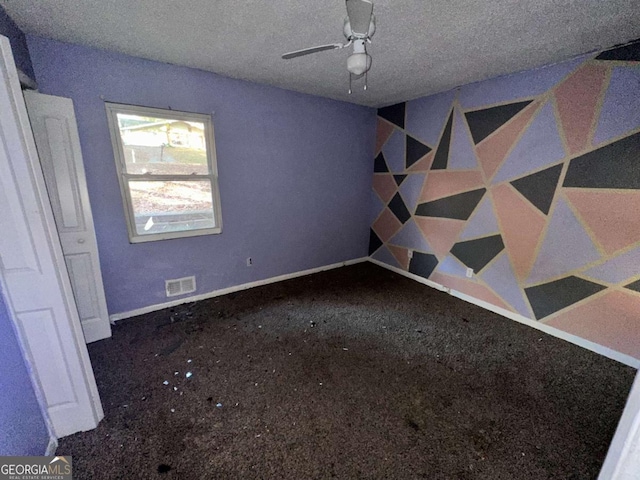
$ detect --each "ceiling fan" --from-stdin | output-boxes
[281,0,376,94]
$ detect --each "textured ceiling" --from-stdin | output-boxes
[3,0,640,107]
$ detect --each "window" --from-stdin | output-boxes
[105,103,222,243]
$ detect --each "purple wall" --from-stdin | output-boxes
[0,4,34,80]
[0,288,49,455]
[27,36,376,315]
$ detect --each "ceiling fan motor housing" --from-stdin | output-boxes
[344,14,376,40]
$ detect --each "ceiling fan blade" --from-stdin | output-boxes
[346,0,373,36]
[282,44,344,59]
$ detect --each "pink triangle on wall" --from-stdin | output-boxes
[419,170,485,203]
[554,64,609,155]
[375,118,395,154]
[491,184,546,281]
[414,217,466,260]
[565,189,640,256]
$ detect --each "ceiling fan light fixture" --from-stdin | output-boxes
[347,52,372,75]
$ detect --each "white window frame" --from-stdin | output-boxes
[105,103,222,243]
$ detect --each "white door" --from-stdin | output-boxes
[0,35,103,437]
[599,372,640,479]
[24,91,112,344]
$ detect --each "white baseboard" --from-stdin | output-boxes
[369,257,451,293]
[110,257,368,322]
[45,435,57,455]
[368,258,640,369]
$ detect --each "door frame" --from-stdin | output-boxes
[599,372,640,479]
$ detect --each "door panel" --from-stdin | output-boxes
[0,161,41,273]
[18,309,78,408]
[24,90,111,343]
[65,253,100,320]
[43,116,83,230]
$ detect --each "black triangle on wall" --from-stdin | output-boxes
[393,175,407,186]
[406,135,432,169]
[415,188,486,221]
[524,276,606,319]
[450,235,505,274]
[563,131,640,189]
[431,112,453,170]
[510,164,563,215]
[465,100,532,145]
[625,279,640,293]
[409,252,439,279]
[596,41,640,62]
[374,152,389,173]
[378,103,406,129]
[369,229,383,255]
[388,193,411,224]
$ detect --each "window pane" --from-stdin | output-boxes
[129,180,216,236]
[116,113,209,175]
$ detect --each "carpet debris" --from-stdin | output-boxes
[156,337,185,356]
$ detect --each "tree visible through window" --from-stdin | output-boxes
[106,103,222,242]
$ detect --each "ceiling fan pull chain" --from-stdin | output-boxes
[363,42,368,90]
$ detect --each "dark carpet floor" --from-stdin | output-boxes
[58,263,636,479]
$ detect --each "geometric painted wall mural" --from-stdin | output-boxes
[370,40,640,360]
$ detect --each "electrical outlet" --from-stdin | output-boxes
[407,249,413,259]
[246,257,253,267]
[466,267,473,278]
